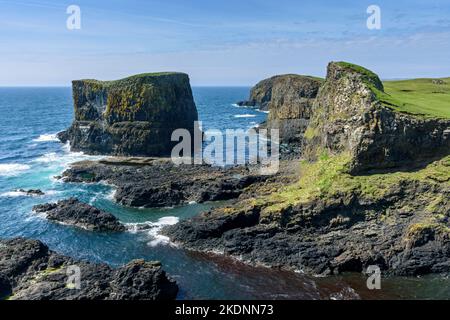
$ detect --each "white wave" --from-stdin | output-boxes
[0,163,31,176]
[256,109,270,114]
[0,191,28,197]
[106,189,117,201]
[125,216,179,247]
[33,152,60,163]
[234,114,256,118]
[33,133,59,142]
[188,201,197,205]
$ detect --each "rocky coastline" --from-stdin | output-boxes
[165,62,450,277]
[3,63,449,300]
[0,238,178,300]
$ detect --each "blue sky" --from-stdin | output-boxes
[1,0,450,85]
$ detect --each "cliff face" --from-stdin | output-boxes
[164,62,450,277]
[238,74,323,143]
[59,73,199,156]
[304,62,450,173]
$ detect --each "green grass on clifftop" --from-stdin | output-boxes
[380,78,450,119]
[80,72,186,87]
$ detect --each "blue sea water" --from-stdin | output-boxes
[0,87,448,300]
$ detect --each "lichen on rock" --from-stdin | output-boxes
[59,72,199,156]
[304,61,450,173]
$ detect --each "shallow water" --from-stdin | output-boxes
[0,87,448,300]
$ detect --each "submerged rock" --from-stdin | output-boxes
[33,198,125,232]
[17,189,44,196]
[0,238,178,300]
[59,72,199,157]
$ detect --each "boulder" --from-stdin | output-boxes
[33,198,125,232]
[59,72,199,156]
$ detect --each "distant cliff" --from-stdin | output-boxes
[59,72,199,156]
[238,74,323,144]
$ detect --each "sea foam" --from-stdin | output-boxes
[0,163,31,176]
[234,114,256,118]
[33,133,59,142]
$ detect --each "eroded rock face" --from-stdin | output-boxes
[164,162,450,276]
[59,73,199,156]
[238,75,323,144]
[304,62,450,173]
[33,198,125,232]
[0,238,178,300]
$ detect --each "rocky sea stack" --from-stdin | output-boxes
[58,72,199,156]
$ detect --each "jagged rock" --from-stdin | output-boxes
[164,167,450,276]
[33,198,125,232]
[58,72,199,156]
[17,189,44,196]
[0,238,178,300]
[304,62,450,173]
[238,74,323,145]
[61,158,268,208]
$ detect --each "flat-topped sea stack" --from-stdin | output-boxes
[58,72,199,156]
[238,74,323,144]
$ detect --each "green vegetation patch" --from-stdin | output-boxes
[257,154,450,216]
[380,78,450,119]
[335,61,384,91]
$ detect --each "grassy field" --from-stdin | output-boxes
[379,78,450,119]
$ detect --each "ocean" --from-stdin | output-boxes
[0,87,448,300]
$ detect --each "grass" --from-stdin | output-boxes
[80,72,186,87]
[379,78,450,119]
[256,154,450,216]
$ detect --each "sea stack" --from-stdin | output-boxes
[58,72,199,156]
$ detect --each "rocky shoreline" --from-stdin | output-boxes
[33,198,125,232]
[3,62,449,300]
[61,157,269,208]
[0,238,178,300]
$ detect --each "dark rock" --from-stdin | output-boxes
[0,275,12,299]
[164,178,450,276]
[0,238,178,300]
[60,73,200,157]
[17,189,45,196]
[61,158,268,208]
[238,74,323,145]
[33,198,125,232]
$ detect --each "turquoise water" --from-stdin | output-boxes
[0,87,448,300]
